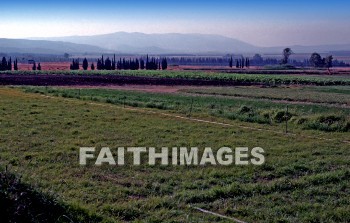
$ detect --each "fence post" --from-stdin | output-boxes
[285,105,288,134]
[189,98,194,118]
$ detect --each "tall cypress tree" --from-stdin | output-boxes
[8,57,12,70]
[97,59,101,70]
[105,57,112,70]
[161,58,168,70]
[117,58,122,70]
[122,58,126,70]
[112,54,116,70]
[82,58,88,70]
[1,57,7,71]
[101,55,104,69]
[140,59,145,70]
[14,58,18,70]
[146,55,149,70]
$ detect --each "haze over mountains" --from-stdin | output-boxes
[1,32,350,55]
[32,32,258,54]
[0,38,108,55]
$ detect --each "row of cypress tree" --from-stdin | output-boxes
[229,56,250,68]
[0,57,18,71]
[70,59,80,70]
[71,55,168,71]
[32,62,41,70]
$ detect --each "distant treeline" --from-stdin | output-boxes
[0,57,18,71]
[167,54,350,67]
[71,55,168,70]
[1,52,349,70]
[250,53,349,68]
[0,53,71,63]
[0,56,42,71]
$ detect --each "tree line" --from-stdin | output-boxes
[70,55,168,71]
[309,53,333,69]
[0,57,18,71]
[31,62,42,70]
[229,56,250,68]
[167,55,349,67]
[235,50,350,68]
[1,52,348,72]
[1,57,43,71]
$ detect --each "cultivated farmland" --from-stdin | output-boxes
[0,68,349,222]
[1,70,350,86]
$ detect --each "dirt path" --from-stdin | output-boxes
[61,84,195,93]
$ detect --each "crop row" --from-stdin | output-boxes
[1,70,350,85]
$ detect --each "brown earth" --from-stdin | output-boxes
[63,84,191,93]
[17,62,71,71]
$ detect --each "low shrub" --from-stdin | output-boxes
[306,115,349,132]
[274,110,293,123]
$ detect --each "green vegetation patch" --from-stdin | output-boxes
[0,87,349,222]
[180,85,350,106]
[2,69,350,85]
[22,86,350,132]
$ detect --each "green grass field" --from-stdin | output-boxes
[22,86,350,133]
[0,86,349,222]
[180,85,350,106]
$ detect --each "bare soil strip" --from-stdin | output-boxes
[62,84,190,93]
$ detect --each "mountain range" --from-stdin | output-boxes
[0,32,349,55]
[0,38,107,55]
[31,32,258,54]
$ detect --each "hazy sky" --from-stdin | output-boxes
[1,0,349,46]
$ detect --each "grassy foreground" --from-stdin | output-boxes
[0,87,349,222]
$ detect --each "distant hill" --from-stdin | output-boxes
[4,33,350,55]
[31,32,260,54]
[0,38,110,54]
